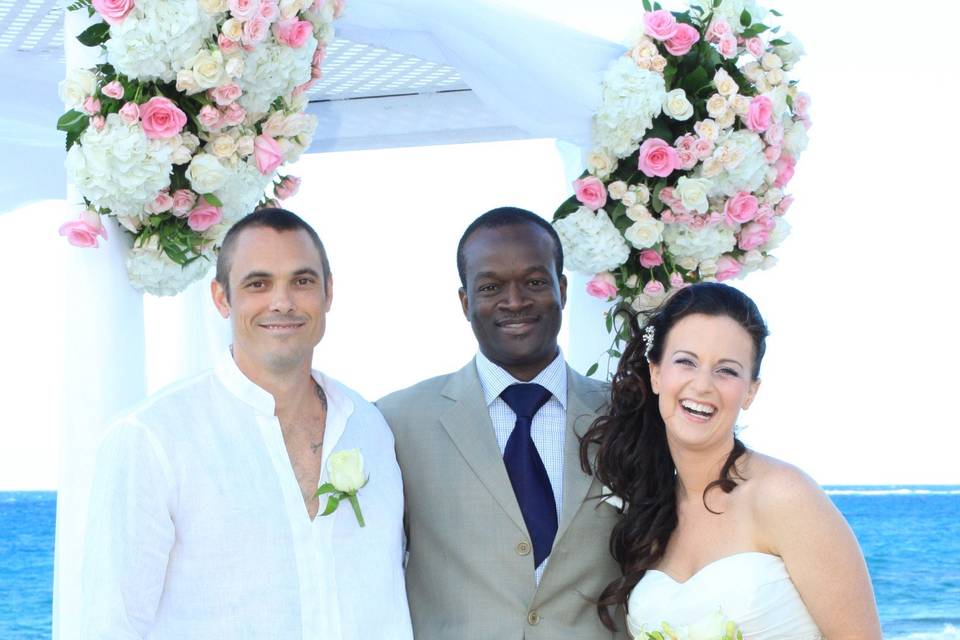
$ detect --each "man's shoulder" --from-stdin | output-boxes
[376,368,466,418]
[119,369,220,432]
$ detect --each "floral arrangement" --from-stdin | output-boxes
[552,0,809,371]
[637,610,743,640]
[56,0,343,295]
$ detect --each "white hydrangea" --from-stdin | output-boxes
[698,129,767,197]
[213,160,272,225]
[125,237,214,296]
[553,207,630,274]
[782,120,810,157]
[106,0,218,83]
[238,37,316,114]
[761,217,791,252]
[662,224,737,265]
[593,57,666,158]
[66,113,173,215]
[774,32,805,70]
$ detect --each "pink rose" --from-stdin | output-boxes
[677,149,697,170]
[274,175,301,200]
[101,81,124,100]
[228,0,258,20]
[693,138,714,160]
[254,134,283,174]
[660,210,676,223]
[658,187,682,210]
[91,115,106,131]
[82,96,101,115]
[643,280,666,296]
[717,33,737,59]
[777,195,794,215]
[139,96,187,139]
[218,33,240,54]
[715,255,742,281]
[793,92,811,119]
[639,249,663,268]
[746,37,764,58]
[259,0,279,21]
[118,101,140,125]
[764,120,784,145]
[737,222,769,251]
[92,0,134,25]
[644,10,678,41]
[706,19,731,42]
[763,144,782,163]
[59,210,108,248]
[171,189,198,216]
[222,102,246,126]
[665,23,700,56]
[586,272,618,300]
[210,83,242,106]
[198,105,223,130]
[724,192,759,225]
[147,190,174,214]
[746,95,773,133]
[675,134,696,152]
[187,197,224,232]
[774,154,796,188]
[669,272,688,289]
[573,176,608,210]
[275,18,313,47]
[637,138,678,178]
[242,15,270,46]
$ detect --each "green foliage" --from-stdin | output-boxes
[585,363,599,378]
[740,9,752,27]
[57,109,90,151]
[552,192,583,221]
[77,22,110,47]
[65,0,92,11]
[641,0,652,11]
[203,192,223,207]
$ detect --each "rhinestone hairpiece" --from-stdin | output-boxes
[641,325,655,360]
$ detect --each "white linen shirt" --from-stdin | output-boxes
[81,351,413,640]
[474,349,567,584]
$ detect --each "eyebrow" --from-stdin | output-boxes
[672,349,745,369]
[473,266,553,281]
[239,267,321,283]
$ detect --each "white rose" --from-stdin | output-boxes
[171,145,193,165]
[663,89,694,121]
[755,75,773,94]
[236,135,255,157]
[730,95,750,116]
[328,449,366,493]
[608,180,628,200]
[59,68,96,108]
[176,70,201,95]
[717,109,736,129]
[181,132,201,152]
[209,135,237,158]
[225,57,245,79]
[706,94,728,119]
[677,255,699,271]
[774,33,805,69]
[587,150,618,180]
[701,157,723,177]
[190,49,227,90]
[766,67,784,86]
[763,187,783,206]
[698,258,718,277]
[761,52,783,71]
[694,119,719,142]
[650,56,667,73]
[761,254,779,269]
[625,274,639,288]
[279,0,306,18]
[198,0,227,13]
[713,68,738,97]
[674,177,713,214]
[633,184,651,205]
[222,18,244,40]
[626,204,651,221]
[186,153,230,193]
[740,249,764,269]
[621,190,638,207]
[624,217,664,249]
[742,61,763,82]
[783,120,810,156]
[688,611,728,640]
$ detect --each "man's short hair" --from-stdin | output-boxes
[456,207,564,287]
[215,208,331,300]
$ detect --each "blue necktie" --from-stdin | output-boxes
[500,383,558,568]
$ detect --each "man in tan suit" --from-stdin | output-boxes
[378,207,623,639]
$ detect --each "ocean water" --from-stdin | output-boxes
[0,487,958,639]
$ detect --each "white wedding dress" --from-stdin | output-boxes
[626,552,824,639]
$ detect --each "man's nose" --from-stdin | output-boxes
[498,282,529,311]
[269,284,294,313]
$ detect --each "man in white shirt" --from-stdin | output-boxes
[82,208,413,639]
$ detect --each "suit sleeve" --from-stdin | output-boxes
[81,419,176,639]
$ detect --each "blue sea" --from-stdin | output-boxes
[1,487,958,639]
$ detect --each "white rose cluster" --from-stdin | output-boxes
[58,68,96,109]
[106,0,218,83]
[698,129,767,197]
[593,57,666,158]
[696,0,767,31]
[662,224,737,266]
[66,114,173,216]
[553,207,630,274]
[238,35,317,114]
[125,237,215,296]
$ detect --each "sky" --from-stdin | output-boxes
[1,1,959,489]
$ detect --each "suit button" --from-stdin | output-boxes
[515,541,531,556]
[527,610,541,626]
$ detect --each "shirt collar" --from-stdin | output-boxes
[475,349,567,410]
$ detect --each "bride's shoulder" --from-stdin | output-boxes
[741,452,828,518]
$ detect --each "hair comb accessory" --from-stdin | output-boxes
[641,325,655,360]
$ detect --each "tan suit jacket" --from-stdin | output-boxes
[378,360,624,640]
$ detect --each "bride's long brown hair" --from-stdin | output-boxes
[579,282,769,630]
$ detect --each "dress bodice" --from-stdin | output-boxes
[626,552,823,639]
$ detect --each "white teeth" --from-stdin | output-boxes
[681,400,715,415]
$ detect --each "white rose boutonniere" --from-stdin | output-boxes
[316,449,368,527]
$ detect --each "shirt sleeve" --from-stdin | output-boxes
[81,418,176,639]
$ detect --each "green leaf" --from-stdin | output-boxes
[321,495,341,516]
[607,349,622,358]
[348,494,365,527]
[769,38,789,46]
[604,313,613,333]
[315,482,336,496]
[77,22,110,47]
[585,363,599,378]
[713,0,722,7]
[203,192,223,207]
[65,127,86,151]
[651,180,667,214]
[740,9,751,27]
[769,8,782,16]
[57,109,88,133]
[641,0,652,11]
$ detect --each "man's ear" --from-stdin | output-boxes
[458,287,470,321]
[558,273,567,309]
[323,274,334,312]
[211,278,231,319]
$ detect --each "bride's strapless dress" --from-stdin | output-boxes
[626,552,824,639]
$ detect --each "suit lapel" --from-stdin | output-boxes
[438,362,528,536]
[555,367,602,544]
